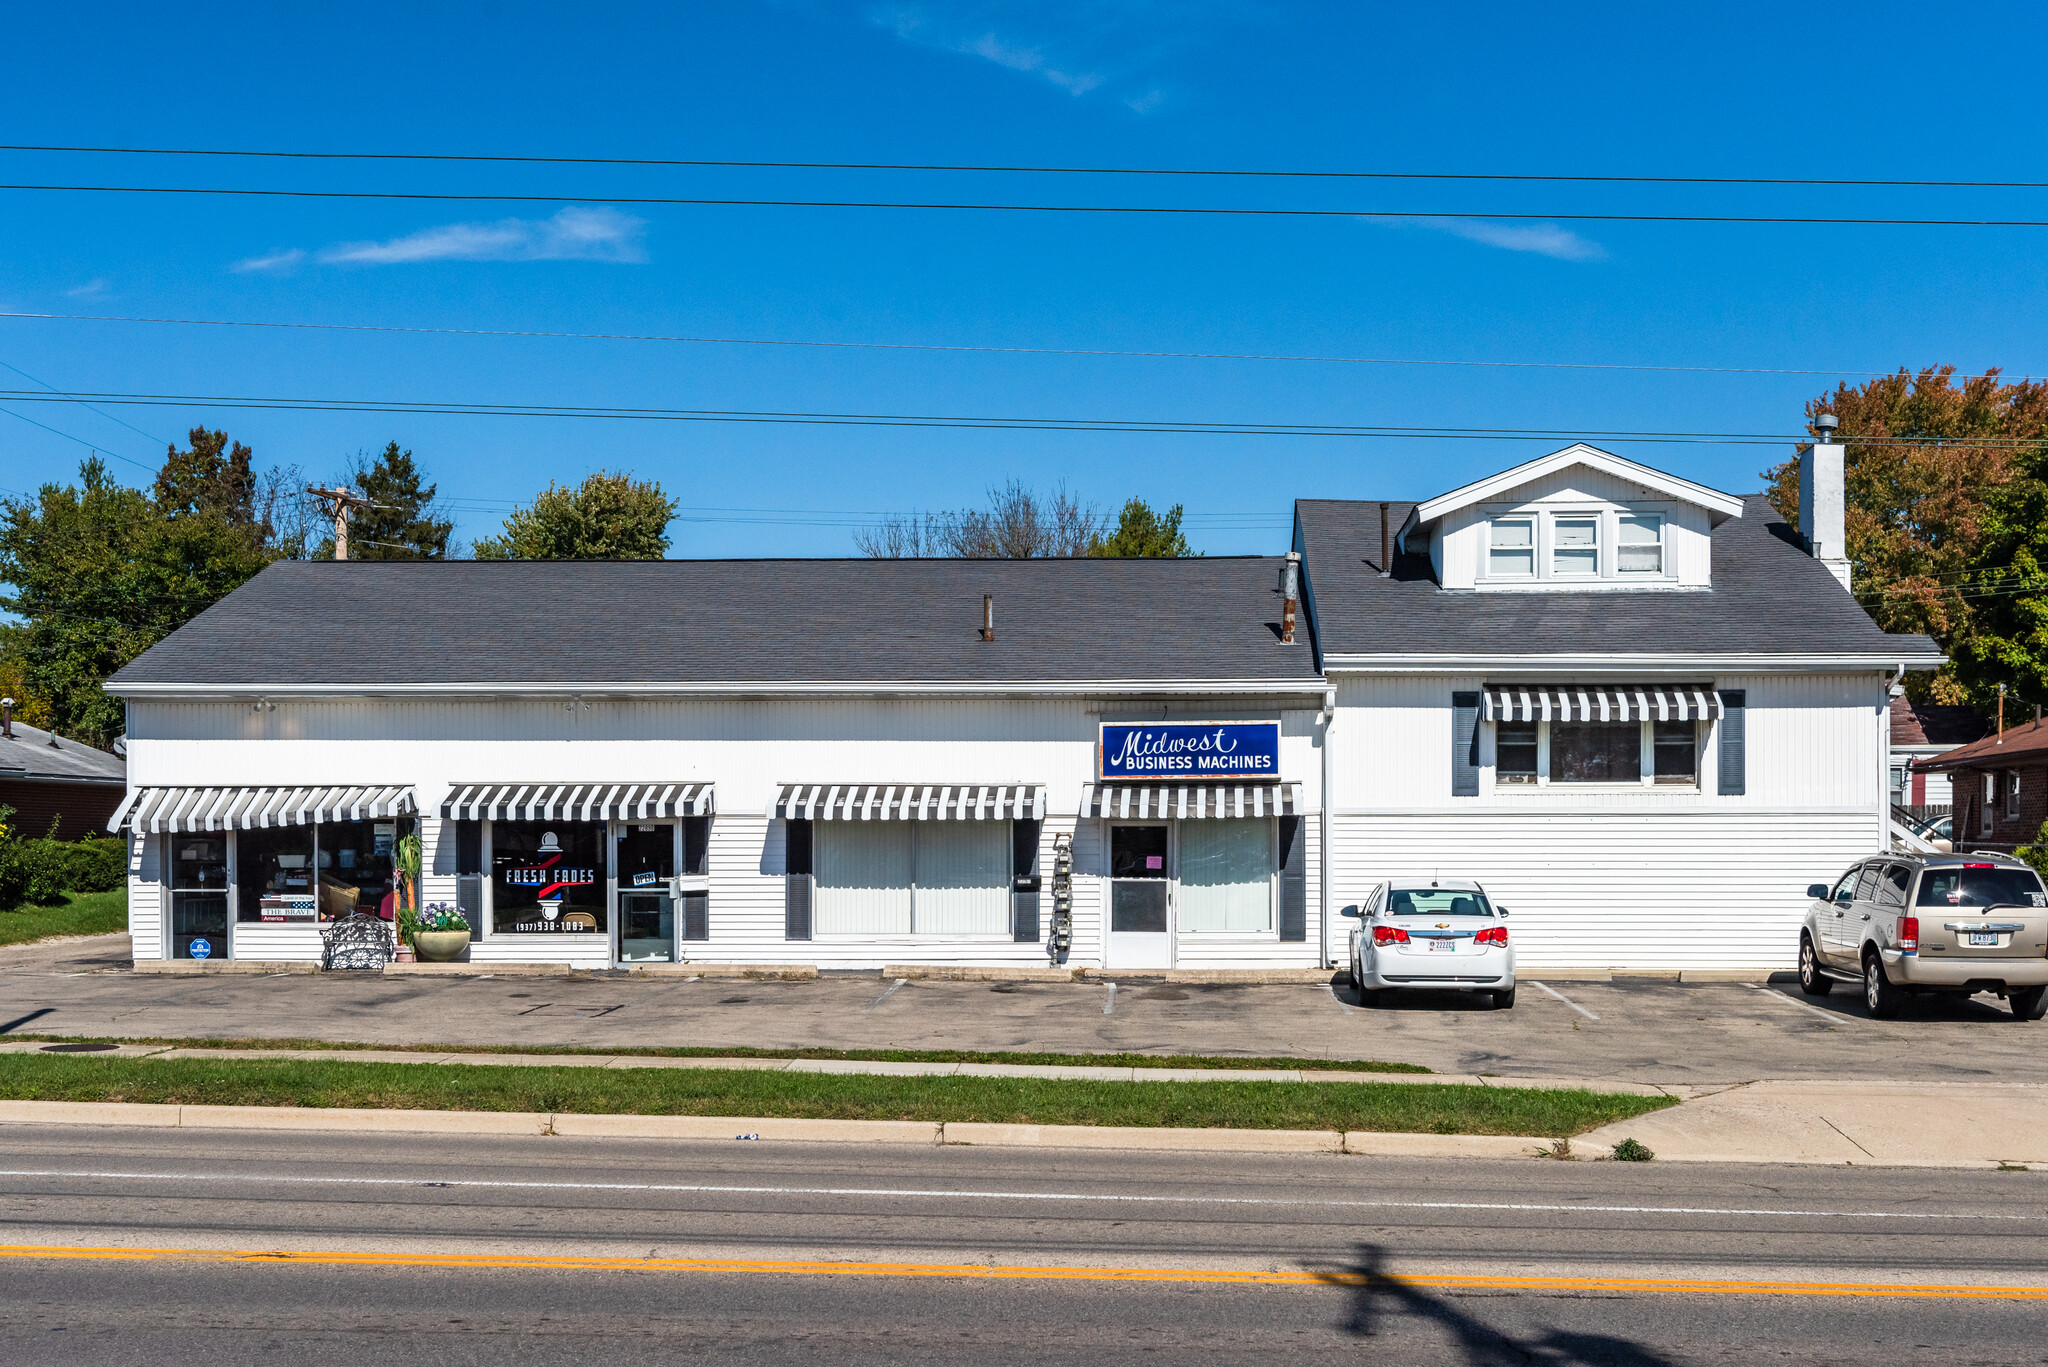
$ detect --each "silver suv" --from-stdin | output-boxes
[1799,852,2048,1019]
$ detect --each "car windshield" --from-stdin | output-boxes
[1385,888,1494,916]
[1915,867,2048,909]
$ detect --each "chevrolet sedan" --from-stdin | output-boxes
[1345,879,1515,1009]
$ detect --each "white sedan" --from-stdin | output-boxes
[1344,879,1516,1009]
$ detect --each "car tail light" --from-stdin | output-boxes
[1372,925,1409,945]
[1898,916,1918,952]
[1474,925,1508,946]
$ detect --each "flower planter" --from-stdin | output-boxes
[414,929,472,963]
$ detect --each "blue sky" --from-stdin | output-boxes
[2,0,2045,557]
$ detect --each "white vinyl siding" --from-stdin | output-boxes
[814,819,1008,936]
[1178,818,1274,932]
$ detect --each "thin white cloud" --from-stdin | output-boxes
[231,248,307,274]
[64,279,108,298]
[1405,217,1607,262]
[317,207,648,265]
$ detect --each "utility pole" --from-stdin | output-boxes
[307,486,376,560]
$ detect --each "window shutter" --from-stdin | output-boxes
[1717,690,1746,795]
[1277,814,1307,941]
[1011,819,1042,943]
[784,819,813,941]
[1451,692,1481,797]
[454,819,482,875]
[682,817,710,876]
[453,819,484,937]
[680,891,709,942]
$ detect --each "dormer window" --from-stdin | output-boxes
[1488,518,1535,577]
[1552,517,1598,576]
[1618,513,1665,575]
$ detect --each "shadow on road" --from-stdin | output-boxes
[1312,1242,1675,1367]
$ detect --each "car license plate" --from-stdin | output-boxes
[1428,938,1454,952]
[1968,932,2000,947]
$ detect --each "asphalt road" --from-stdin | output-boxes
[4,1123,2047,1364]
[6,934,2046,1083]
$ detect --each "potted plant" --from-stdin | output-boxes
[412,902,471,962]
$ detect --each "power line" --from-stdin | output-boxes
[5,143,2045,191]
[7,310,2038,383]
[0,405,157,475]
[8,183,2048,227]
[0,354,172,450]
[0,387,1873,445]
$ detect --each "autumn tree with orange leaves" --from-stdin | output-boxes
[1765,366,2048,711]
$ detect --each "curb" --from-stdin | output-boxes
[131,961,321,975]
[0,1098,1583,1157]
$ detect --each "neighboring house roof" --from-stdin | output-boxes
[1403,444,1747,537]
[1296,493,1944,667]
[1890,697,1990,750]
[1915,719,2048,772]
[0,721,126,785]
[106,556,1326,693]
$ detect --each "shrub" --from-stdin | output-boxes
[57,837,126,893]
[0,834,123,909]
[1610,1137,1655,1162]
[0,842,29,910]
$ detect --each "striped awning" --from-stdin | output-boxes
[110,785,416,833]
[1483,685,1726,724]
[1082,782,1302,820]
[440,783,714,821]
[771,784,1045,821]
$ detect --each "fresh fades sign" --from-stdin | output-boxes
[1099,721,1281,781]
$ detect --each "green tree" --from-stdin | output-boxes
[155,426,258,529]
[316,442,454,560]
[1089,498,1193,557]
[472,471,677,560]
[1764,367,2048,708]
[0,457,271,744]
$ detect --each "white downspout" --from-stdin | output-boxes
[1882,664,1904,849]
[1320,687,1335,967]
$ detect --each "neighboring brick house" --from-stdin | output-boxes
[0,714,126,841]
[1889,697,1989,811]
[1920,716,2048,853]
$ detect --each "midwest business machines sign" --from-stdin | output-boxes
[1099,721,1280,780]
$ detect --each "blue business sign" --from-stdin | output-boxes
[1099,721,1281,781]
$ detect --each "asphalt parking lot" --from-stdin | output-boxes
[3,935,2044,1083]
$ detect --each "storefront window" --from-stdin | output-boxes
[318,819,408,922]
[492,821,606,934]
[237,826,315,923]
[814,820,1008,936]
[1179,819,1274,933]
[169,835,229,959]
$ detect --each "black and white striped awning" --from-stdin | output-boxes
[440,783,714,821]
[1484,685,1726,723]
[771,784,1045,821]
[1082,782,1302,820]
[110,785,416,833]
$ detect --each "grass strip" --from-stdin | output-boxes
[0,890,127,947]
[4,1034,1428,1073]
[0,1054,1668,1136]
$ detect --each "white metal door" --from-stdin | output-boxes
[1106,823,1172,969]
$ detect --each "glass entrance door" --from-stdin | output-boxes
[1107,824,1172,970]
[169,834,230,960]
[615,823,677,963]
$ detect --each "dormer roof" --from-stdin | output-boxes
[1401,444,1745,546]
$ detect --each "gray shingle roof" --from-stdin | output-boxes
[0,721,125,783]
[107,556,1324,690]
[1295,494,1942,662]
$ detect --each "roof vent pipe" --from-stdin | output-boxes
[980,593,995,642]
[1379,502,1391,577]
[0,696,12,740]
[1279,552,1301,645]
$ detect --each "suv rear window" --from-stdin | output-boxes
[1916,867,2048,909]
[1387,889,1495,916]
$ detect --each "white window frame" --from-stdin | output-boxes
[1486,516,1537,579]
[1550,514,1601,578]
[813,819,1012,938]
[1616,512,1667,577]
[1492,718,1702,791]
[2007,771,2021,820]
[1984,774,1996,834]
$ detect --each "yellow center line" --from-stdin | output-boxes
[3,1245,2047,1299]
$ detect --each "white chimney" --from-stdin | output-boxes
[1798,413,1851,592]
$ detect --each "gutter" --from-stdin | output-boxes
[105,678,1333,702]
[1320,652,1946,673]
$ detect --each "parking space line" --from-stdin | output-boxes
[865,978,907,1012]
[1103,982,1117,1015]
[1325,982,1353,1016]
[1530,981,1599,1021]
[1742,981,1843,1024]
